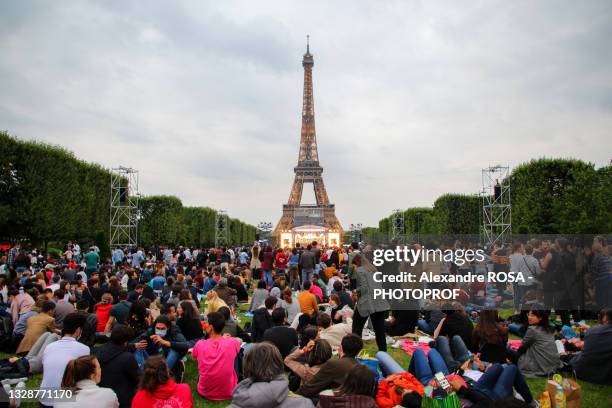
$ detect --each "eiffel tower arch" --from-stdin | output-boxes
[273,39,342,247]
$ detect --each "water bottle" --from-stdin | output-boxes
[554,384,566,408]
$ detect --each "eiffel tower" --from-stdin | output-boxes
[274,38,342,246]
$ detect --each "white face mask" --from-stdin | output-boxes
[155,329,167,337]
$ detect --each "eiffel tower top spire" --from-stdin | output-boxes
[299,36,318,165]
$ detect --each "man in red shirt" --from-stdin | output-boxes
[275,249,288,276]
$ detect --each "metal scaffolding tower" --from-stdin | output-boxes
[110,167,140,250]
[256,222,273,242]
[482,165,512,246]
[215,210,229,248]
[349,223,363,243]
[391,209,405,243]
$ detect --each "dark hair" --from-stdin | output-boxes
[118,290,128,301]
[110,324,135,345]
[341,334,364,358]
[76,299,89,311]
[207,311,225,333]
[40,299,56,313]
[333,280,343,292]
[179,301,198,321]
[308,339,332,367]
[599,308,612,325]
[129,301,147,322]
[264,296,278,310]
[272,307,287,325]
[54,289,65,299]
[528,309,554,333]
[243,342,284,382]
[257,280,266,289]
[218,306,231,321]
[336,364,376,397]
[303,280,312,290]
[63,313,86,336]
[61,355,98,393]
[300,325,318,348]
[474,310,505,346]
[154,315,171,329]
[316,313,332,329]
[140,355,170,393]
[160,303,176,315]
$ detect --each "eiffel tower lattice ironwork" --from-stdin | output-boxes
[274,39,342,240]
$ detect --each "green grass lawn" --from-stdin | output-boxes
[7,304,612,407]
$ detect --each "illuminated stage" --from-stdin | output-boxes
[279,225,341,248]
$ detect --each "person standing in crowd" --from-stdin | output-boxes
[84,246,100,277]
[351,253,390,352]
[40,313,89,407]
[95,325,140,408]
[250,244,261,281]
[131,355,193,408]
[509,242,539,311]
[299,245,316,286]
[261,245,275,288]
[591,236,611,309]
[192,312,241,401]
[56,355,119,408]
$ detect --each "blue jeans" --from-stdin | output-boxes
[376,351,405,376]
[408,348,448,385]
[134,349,182,371]
[435,335,470,371]
[508,323,525,337]
[474,364,533,403]
[301,269,313,286]
[263,270,273,287]
[417,319,433,335]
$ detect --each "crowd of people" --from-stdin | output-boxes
[0,236,609,407]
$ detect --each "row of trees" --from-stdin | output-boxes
[373,158,610,240]
[138,195,256,248]
[0,132,257,254]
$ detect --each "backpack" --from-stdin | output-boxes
[0,316,13,352]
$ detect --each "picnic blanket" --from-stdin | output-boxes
[401,339,432,356]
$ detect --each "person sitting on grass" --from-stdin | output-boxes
[263,307,299,359]
[130,315,189,380]
[317,364,377,408]
[285,338,332,386]
[511,310,561,377]
[297,333,363,399]
[229,342,314,408]
[131,355,193,408]
[191,311,241,401]
[568,308,612,384]
[56,355,118,408]
[95,324,140,408]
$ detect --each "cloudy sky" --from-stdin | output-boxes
[1,1,611,228]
